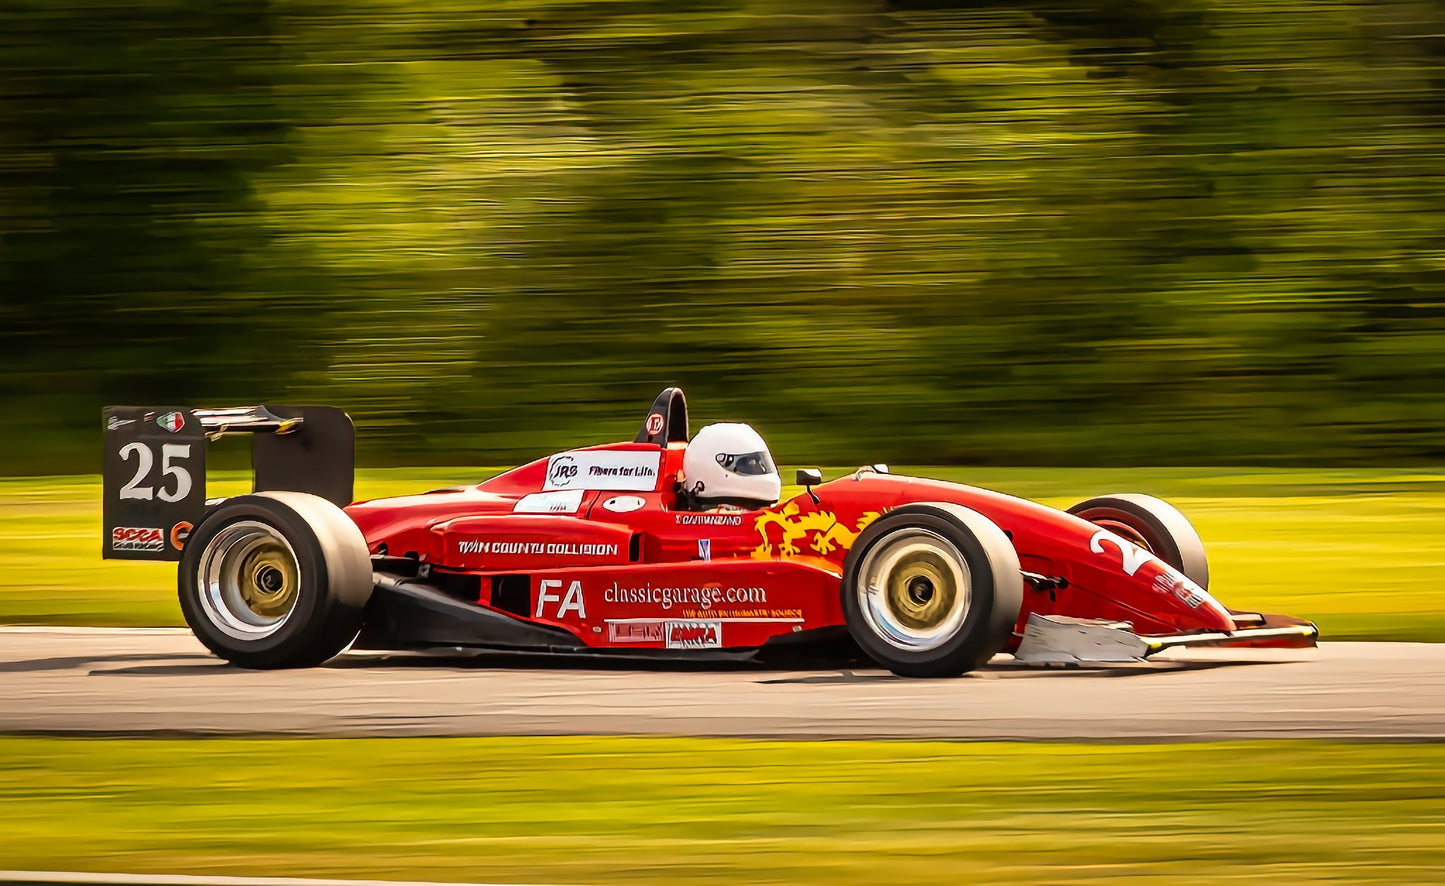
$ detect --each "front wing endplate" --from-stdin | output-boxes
[1013,614,1150,664]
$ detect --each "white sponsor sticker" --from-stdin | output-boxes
[543,450,661,492]
[608,621,664,642]
[602,495,646,513]
[698,538,711,561]
[665,620,722,650]
[513,490,584,514]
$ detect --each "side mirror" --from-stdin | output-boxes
[796,468,823,505]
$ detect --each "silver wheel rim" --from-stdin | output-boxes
[197,520,301,641]
[856,528,972,652]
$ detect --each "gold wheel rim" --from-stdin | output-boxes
[238,542,299,619]
[198,520,302,641]
[856,528,972,651]
[883,550,957,632]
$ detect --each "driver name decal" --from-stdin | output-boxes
[543,450,661,492]
[676,513,743,526]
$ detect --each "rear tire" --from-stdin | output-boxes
[179,491,372,669]
[1067,493,1209,589]
[841,503,1022,677]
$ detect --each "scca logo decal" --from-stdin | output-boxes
[548,455,579,487]
[112,526,164,552]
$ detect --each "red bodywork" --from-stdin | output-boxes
[346,438,1308,654]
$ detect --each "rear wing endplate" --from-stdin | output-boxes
[101,405,354,561]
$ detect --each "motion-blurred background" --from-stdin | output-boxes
[4,0,1444,472]
[4,6,1445,883]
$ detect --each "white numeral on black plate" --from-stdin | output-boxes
[118,442,193,503]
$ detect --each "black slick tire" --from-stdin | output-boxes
[841,502,1023,678]
[178,491,372,669]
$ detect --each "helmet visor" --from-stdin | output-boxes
[716,450,776,476]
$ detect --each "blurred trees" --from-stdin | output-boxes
[3,0,1444,470]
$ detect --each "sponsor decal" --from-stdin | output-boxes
[680,608,803,620]
[588,463,654,480]
[602,495,646,514]
[676,513,743,526]
[665,620,722,650]
[169,521,193,551]
[543,450,661,492]
[609,621,664,643]
[111,526,164,552]
[106,416,135,431]
[604,581,765,611]
[513,490,584,514]
[156,411,185,433]
[1153,569,1206,609]
[753,502,882,559]
[645,413,665,436]
[547,454,578,487]
[536,579,586,619]
[457,540,619,557]
[698,538,711,561]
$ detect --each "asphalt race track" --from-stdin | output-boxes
[1,627,1441,741]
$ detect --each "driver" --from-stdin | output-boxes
[679,422,781,510]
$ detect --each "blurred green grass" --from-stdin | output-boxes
[0,736,1441,884]
[2,467,1443,640]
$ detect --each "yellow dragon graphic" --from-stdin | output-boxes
[752,502,882,560]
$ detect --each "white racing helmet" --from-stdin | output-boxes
[682,422,781,508]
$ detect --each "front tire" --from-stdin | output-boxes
[179,491,372,669]
[1067,493,1209,589]
[841,503,1023,677]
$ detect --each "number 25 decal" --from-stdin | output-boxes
[118,442,193,503]
[1089,530,1154,576]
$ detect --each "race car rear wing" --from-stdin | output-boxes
[101,405,354,561]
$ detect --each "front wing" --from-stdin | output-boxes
[1012,613,1320,665]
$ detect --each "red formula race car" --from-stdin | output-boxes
[101,389,1317,676]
